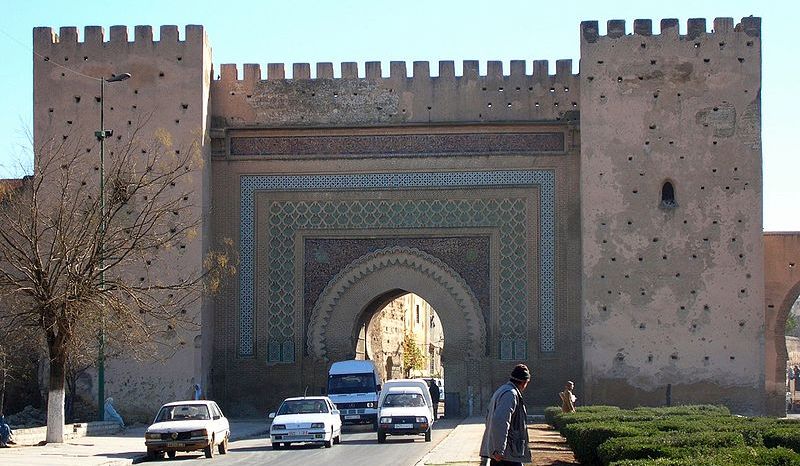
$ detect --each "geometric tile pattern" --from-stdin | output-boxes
[230,132,565,156]
[239,170,555,359]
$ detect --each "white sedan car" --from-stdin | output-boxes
[144,400,230,460]
[269,396,342,449]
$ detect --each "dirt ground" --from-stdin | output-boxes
[528,423,579,466]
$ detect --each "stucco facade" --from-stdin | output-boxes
[31,16,785,418]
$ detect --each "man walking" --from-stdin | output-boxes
[428,379,441,420]
[480,364,532,466]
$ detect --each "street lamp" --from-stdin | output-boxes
[95,72,130,420]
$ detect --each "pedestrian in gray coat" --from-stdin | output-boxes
[479,364,532,466]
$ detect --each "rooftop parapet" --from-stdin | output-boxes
[580,17,761,43]
[212,59,577,84]
[32,25,206,50]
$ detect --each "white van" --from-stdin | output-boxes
[378,379,434,421]
[327,360,382,428]
[376,385,433,443]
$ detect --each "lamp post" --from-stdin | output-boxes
[95,73,130,420]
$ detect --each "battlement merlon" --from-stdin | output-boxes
[213,59,577,84]
[32,25,208,52]
[580,17,761,43]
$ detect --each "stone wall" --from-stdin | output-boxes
[32,25,213,420]
[579,18,764,413]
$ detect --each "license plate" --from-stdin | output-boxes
[166,442,184,447]
[394,423,413,429]
[344,415,360,419]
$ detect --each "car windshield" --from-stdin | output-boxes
[277,400,329,415]
[327,374,376,394]
[155,404,210,422]
[382,393,425,407]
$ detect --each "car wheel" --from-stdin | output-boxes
[218,435,228,454]
[324,428,333,448]
[334,432,341,445]
[204,435,215,458]
[377,431,386,443]
[147,449,164,460]
[272,442,282,450]
[166,450,176,459]
[425,428,432,442]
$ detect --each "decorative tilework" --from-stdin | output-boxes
[239,171,556,359]
[230,133,565,157]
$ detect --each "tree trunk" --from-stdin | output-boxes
[0,351,6,413]
[46,351,67,443]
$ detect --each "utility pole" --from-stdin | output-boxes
[94,73,130,420]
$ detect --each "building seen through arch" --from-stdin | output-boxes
[357,293,444,382]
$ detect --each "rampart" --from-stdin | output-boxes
[30,17,770,416]
[579,17,764,413]
[210,59,579,129]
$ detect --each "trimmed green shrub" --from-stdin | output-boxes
[609,447,800,466]
[764,429,800,454]
[598,432,746,465]
[561,421,644,465]
[544,406,563,427]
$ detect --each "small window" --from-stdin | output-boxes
[661,181,677,209]
[416,305,420,324]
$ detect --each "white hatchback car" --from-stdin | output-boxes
[144,400,230,460]
[269,396,342,449]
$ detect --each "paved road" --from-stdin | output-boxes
[145,420,458,466]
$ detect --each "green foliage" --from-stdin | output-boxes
[609,447,800,466]
[598,432,746,465]
[401,332,425,377]
[547,404,800,466]
[764,429,800,454]
[787,314,798,335]
[561,421,643,465]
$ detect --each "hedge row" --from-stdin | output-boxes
[546,405,800,466]
[610,447,800,466]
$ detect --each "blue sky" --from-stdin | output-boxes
[0,0,796,230]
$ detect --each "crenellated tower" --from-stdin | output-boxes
[33,25,213,419]
[579,17,763,413]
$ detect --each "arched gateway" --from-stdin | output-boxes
[307,247,486,413]
[33,18,768,418]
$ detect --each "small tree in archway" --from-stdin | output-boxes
[402,332,425,378]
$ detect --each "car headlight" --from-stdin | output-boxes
[310,422,324,429]
[415,417,427,423]
[366,402,374,408]
[145,432,161,440]
[379,417,392,424]
[272,424,286,430]
[190,429,208,438]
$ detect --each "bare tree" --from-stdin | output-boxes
[0,122,233,442]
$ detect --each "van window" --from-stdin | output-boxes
[383,393,425,407]
[328,374,376,394]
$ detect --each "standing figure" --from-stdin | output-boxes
[794,366,800,393]
[193,383,203,400]
[0,414,13,447]
[559,381,577,413]
[428,379,441,420]
[103,398,125,428]
[479,364,532,466]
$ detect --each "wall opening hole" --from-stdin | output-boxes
[660,181,677,209]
